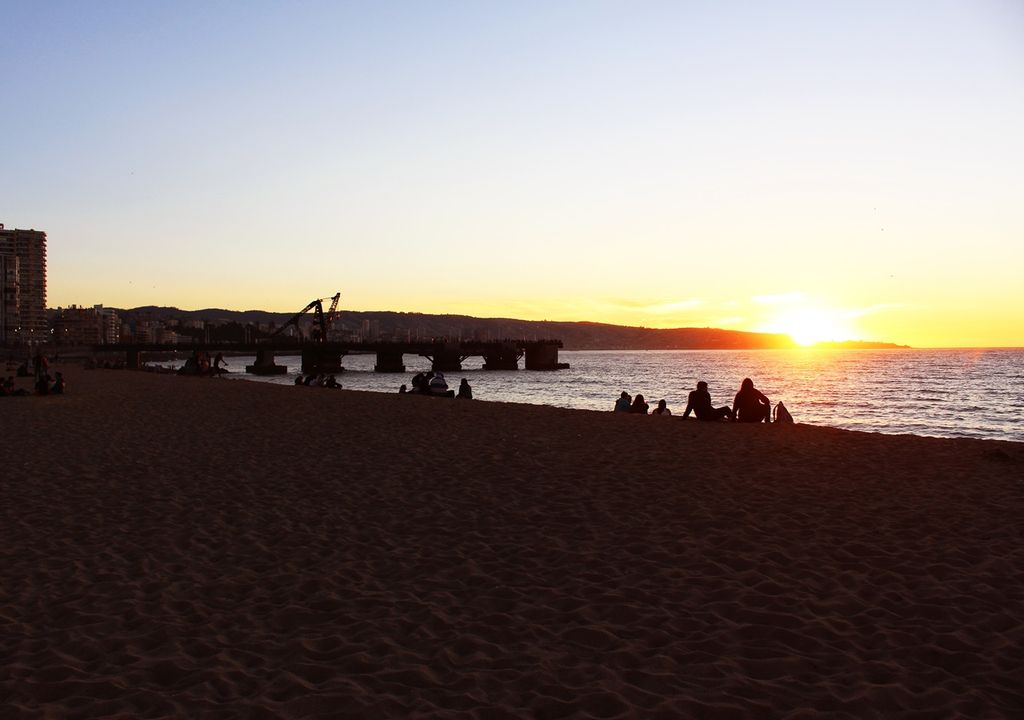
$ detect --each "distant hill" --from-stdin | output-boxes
[107,306,908,350]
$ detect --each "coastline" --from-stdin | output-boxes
[3,367,1022,717]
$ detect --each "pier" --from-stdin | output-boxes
[97,339,569,375]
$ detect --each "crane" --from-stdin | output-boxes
[269,292,341,343]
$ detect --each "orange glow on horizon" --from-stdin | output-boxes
[757,307,858,347]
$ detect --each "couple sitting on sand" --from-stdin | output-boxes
[683,378,780,423]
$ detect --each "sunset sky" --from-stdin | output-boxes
[3,1,1022,347]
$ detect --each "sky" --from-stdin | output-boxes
[2,1,1022,347]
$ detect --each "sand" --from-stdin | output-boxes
[2,367,1022,719]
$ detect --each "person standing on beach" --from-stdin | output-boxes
[683,381,733,421]
[733,378,771,423]
[614,391,631,412]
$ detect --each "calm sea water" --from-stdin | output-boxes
[217,349,1023,442]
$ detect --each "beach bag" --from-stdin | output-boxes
[773,401,794,424]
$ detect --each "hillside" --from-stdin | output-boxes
[110,306,908,350]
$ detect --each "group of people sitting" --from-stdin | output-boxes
[294,373,342,388]
[401,372,473,399]
[178,351,229,376]
[614,392,673,416]
[1,372,65,397]
[615,378,792,423]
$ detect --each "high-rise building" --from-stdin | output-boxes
[1,253,20,343]
[95,305,120,344]
[0,224,47,343]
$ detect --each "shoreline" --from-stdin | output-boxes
[3,367,1023,717]
[8,359,1024,445]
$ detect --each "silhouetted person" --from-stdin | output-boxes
[325,375,341,388]
[629,393,649,414]
[33,350,48,381]
[457,378,473,399]
[51,372,66,394]
[683,381,733,422]
[652,398,672,416]
[614,391,631,412]
[733,378,771,423]
[399,384,408,393]
[294,374,304,385]
[429,372,448,393]
[214,352,228,373]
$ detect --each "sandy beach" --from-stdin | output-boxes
[2,367,1022,719]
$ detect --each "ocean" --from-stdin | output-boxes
[220,348,1023,443]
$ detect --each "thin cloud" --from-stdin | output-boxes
[608,298,704,313]
[715,316,746,327]
[644,299,704,314]
[752,292,804,305]
[843,303,902,319]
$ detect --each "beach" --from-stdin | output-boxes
[2,368,1022,719]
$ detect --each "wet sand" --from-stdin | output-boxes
[2,368,1023,718]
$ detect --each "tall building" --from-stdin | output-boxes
[0,253,19,343]
[0,224,47,343]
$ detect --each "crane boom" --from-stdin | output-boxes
[268,292,341,343]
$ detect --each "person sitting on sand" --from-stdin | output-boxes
[325,375,341,389]
[457,378,473,399]
[733,377,771,423]
[399,384,408,393]
[629,393,649,414]
[429,372,448,393]
[294,374,304,385]
[614,391,631,412]
[683,381,733,422]
[652,399,672,416]
[51,372,66,395]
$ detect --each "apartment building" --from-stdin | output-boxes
[0,224,47,343]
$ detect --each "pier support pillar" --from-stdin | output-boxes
[483,344,520,370]
[525,343,570,370]
[301,347,345,375]
[246,348,288,375]
[429,344,463,372]
[126,347,140,370]
[374,350,405,373]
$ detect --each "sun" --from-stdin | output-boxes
[762,307,854,346]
